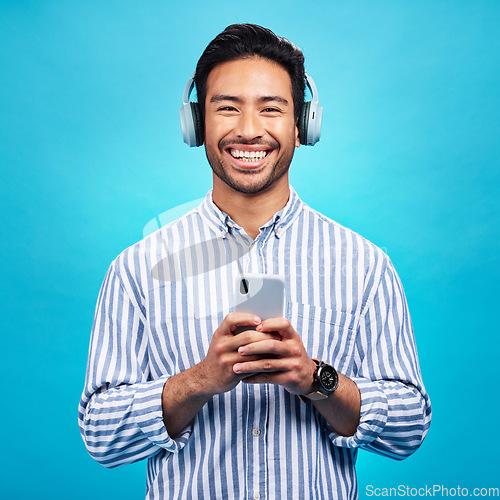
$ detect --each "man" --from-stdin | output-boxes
[79,24,431,499]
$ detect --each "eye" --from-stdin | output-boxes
[217,106,238,112]
[262,107,282,114]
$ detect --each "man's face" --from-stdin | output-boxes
[203,57,300,195]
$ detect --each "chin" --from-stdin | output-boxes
[222,169,289,195]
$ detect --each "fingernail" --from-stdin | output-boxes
[234,364,241,373]
[253,316,260,323]
[256,324,262,330]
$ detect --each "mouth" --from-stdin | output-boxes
[224,145,273,169]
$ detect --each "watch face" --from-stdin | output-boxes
[319,365,338,392]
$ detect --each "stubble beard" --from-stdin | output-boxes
[205,139,296,195]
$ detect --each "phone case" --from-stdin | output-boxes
[233,274,285,334]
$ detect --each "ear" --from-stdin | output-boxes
[295,118,301,148]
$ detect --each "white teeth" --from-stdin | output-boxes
[230,149,268,161]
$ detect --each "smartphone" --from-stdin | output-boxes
[233,273,285,334]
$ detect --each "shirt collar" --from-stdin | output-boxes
[197,185,304,239]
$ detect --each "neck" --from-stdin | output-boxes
[211,175,290,239]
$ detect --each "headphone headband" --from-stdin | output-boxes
[179,73,323,147]
[182,76,195,104]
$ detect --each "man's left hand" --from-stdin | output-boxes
[232,317,316,396]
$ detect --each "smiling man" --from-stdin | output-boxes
[79,24,431,499]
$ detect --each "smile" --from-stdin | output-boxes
[229,149,269,162]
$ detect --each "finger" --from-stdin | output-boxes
[233,331,282,353]
[256,317,297,339]
[216,312,261,336]
[238,338,291,357]
[219,331,283,358]
[233,357,289,375]
[238,329,281,344]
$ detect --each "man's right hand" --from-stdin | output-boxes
[199,312,282,396]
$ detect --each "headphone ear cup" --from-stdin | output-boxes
[179,81,203,148]
[299,100,323,146]
[299,101,311,145]
[179,103,196,147]
[190,102,204,147]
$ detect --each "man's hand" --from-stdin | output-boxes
[197,312,282,397]
[232,317,317,396]
[162,312,281,437]
[231,316,361,437]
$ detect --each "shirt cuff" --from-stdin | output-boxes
[327,377,388,449]
[132,375,192,453]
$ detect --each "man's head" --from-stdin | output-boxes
[194,24,306,122]
[195,24,306,196]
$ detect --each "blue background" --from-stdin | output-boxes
[1,1,498,498]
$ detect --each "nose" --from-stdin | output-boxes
[234,109,264,140]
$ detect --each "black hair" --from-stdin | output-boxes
[194,24,306,121]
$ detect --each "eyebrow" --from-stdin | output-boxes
[209,94,290,106]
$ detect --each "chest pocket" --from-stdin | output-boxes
[285,301,358,375]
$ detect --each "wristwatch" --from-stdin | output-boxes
[298,359,339,402]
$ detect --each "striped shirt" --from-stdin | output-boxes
[79,185,431,499]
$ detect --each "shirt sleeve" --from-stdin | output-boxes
[328,260,432,459]
[78,264,192,468]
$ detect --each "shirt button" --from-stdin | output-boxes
[253,493,261,500]
[252,428,261,437]
[276,227,283,236]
